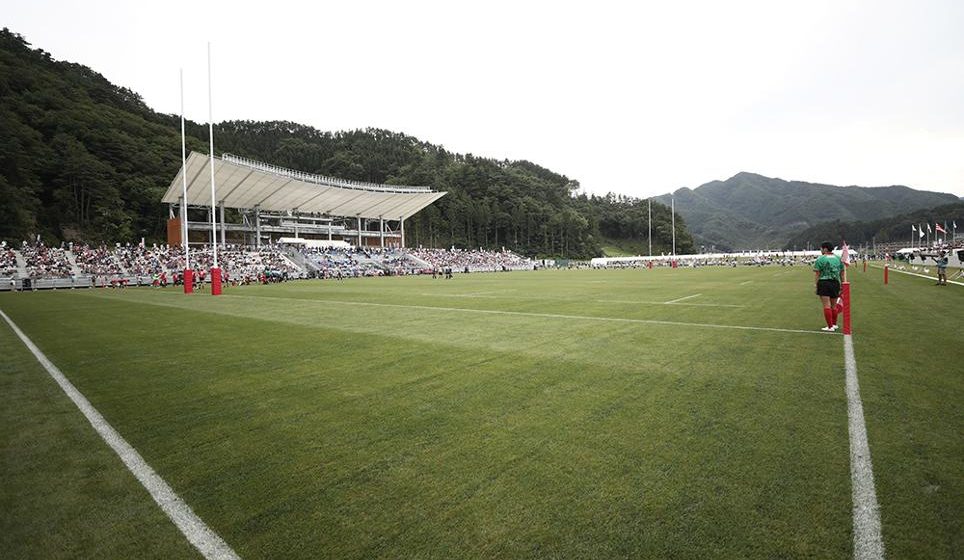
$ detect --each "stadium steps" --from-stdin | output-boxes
[404,253,433,269]
[280,252,305,274]
[13,250,28,277]
[112,254,130,275]
[64,250,84,276]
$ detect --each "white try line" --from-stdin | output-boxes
[0,309,240,560]
[217,294,831,336]
[869,265,963,287]
[843,334,885,559]
[663,293,702,304]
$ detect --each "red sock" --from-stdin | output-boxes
[823,308,834,328]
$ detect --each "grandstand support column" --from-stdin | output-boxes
[400,215,405,248]
[357,216,362,247]
[380,217,385,248]
[255,205,261,248]
[219,203,226,247]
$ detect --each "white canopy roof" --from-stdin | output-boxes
[162,152,446,220]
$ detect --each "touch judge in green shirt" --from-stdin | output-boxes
[813,242,845,331]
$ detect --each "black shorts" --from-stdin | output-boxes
[816,279,840,298]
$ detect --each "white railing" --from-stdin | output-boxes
[221,153,433,194]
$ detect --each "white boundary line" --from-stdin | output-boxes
[869,265,963,286]
[0,309,240,560]
[664,293,702,304]
[843,334,885,559]
[216,294,833,336]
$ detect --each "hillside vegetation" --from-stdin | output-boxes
[0,29,692,258]
[655,172,958,251]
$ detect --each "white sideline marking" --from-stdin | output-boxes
[664,293,701,304]
[224,294,832,336]
[843,334,885,559]
[869,265,963,287]
[740,280,753,285]
[0,310,240,560]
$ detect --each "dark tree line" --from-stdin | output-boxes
[0,28,693,258]
[784,202,964,249]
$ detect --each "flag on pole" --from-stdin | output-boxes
[912,224,917,233]
[935,223,946,234]
[927,223,933,233]
[841,241,851,267]
[919,224,925,238]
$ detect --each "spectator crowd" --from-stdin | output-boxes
[409,248,531,272]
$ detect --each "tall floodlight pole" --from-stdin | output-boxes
[648,198,652,256]
[208,42,222,295]
[180,69,193,294]
[671,196,676,256]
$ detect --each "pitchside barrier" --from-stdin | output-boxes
[0,275,213,291]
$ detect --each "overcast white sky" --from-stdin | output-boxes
[5,0,964,197]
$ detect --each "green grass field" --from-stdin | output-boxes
[1,266,961,559]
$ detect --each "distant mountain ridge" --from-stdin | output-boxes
[655,172,959,250]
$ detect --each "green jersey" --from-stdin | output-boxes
[813,254,843,281]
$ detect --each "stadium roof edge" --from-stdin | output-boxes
[161,152,446,220]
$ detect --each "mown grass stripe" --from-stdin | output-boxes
[0,309,241,560]
[226,294,834,336]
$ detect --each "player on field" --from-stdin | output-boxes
[813,242,845,331]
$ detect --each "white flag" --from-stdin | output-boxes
[919,224,925,238]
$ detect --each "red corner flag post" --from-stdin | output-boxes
[840,241,852,334]
[841,281,852,334]
[183,268,193,294]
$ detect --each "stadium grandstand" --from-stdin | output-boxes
[162,152,447,249]
[1,153,541,290]
[0,240,536,291]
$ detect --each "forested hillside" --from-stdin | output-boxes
[655,172,959,251]
[784,202,964,249]
[0,29,692,258]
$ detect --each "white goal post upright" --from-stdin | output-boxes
[207,42,222,295]
[180,68,194,294]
